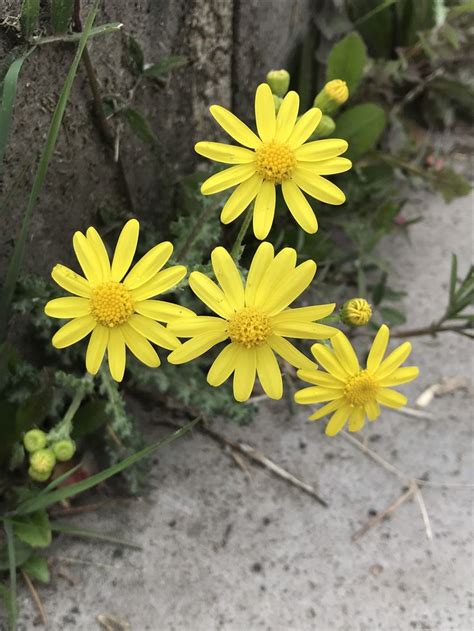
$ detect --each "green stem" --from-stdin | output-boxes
[230,206,253,262]
[49,375,92,441]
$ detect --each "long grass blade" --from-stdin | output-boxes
[51,523,142,550]
[14,417,199,515]
[0,1,99,340]
[3,519,17,631]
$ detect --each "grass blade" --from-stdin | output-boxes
[449,253,458,306]
[51,523,142,550]
[14,417,199,515]
[3,519,17,631]
[40,463,83,494]
[0,1,99,340]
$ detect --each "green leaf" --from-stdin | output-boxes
[128,36,144,75]
[21,555,50,583]
[20,0,40,39]
[12,510,52,548]
[380,306,407,326]
[15,377,54,434]
[51,523,142,550]
[327,32,367,93]
[449,254,458,306]
[0,534,32,571]
[333,103,386,161]
[143,56,186,79]
[123,108,156,145]
[50,0,74,34]
[432,167,471,203]
[3,519,18,630]
[347,0,394,59]
[71,400,110,438]
[14,418,199,515]
[0,1,99,341]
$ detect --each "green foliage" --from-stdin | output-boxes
[326,31,367,92]
[144,56,187,79]
[128,36,145,75]
[333,103,386,160]
[12,511,51,548]
[432,166,472,202]
[21,555,50,583]
[122,107,157,145]
[50,0,74,34]
[20,0,40,39]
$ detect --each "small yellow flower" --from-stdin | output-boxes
[167,242,339,402]
[340,298,372,326]
[295,325,419,436]
[324,79,349,105]
[45,219,193,382]
[195,83,351,240]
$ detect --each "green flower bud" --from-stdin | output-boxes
[30,448,56,475]
[28,466,51,482]
[266,69,290,97]
[309,115,335,140]
[52,439,76,462]
[23,429,48,453]
[340,298,372,327]
[273,94,283,114]
[314,79,349,114]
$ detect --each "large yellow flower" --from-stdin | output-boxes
[45,219,193,382]
[167,242,338,401]
[295,325,419,436]
[195,82,351,240]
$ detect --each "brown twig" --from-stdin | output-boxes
[352,486,416,542]
[390,323,474,339]
[21,570,47,626]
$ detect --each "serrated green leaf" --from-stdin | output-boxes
[143,56,186,79]
[20,0,40,39]
[327,31,367,93]
[50,0,74,34]
[12,510,52,548]
[432,167,471,203]
[128,36,144,75]
[21,555,50,583]
[333,103,386,161]
[123,107,156,144]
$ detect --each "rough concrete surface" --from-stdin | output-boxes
[8,181,472,630]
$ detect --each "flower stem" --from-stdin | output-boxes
[49,375,93,441]
[230,206,253,262]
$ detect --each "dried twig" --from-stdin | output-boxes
[352,487,416,542]
[21,570,47,626]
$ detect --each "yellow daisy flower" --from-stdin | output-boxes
[45,219,193,382]
[195,82,351,240]
[167,242,339,402]
[295,325,419,436]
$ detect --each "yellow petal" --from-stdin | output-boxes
[293,168,346,205]
[255,83,276,142]
[210,104,262,149]
[45,297,90,319]
[267,335,315,371]
[86,325,109,375]
[86,227,110,282]
[253,247,297,309]
[375,342,412,380]
[281,180,318,234]
[221,174,263,224]
[122,323,160,368]
[295,139,348,161]
[252,181,276,240]
[211,246,245,311]
[134,300,195,322]
[107,328,126,382]
[195,141,256,164]
[379,366,419,387]
[130,266,187,301]
[331,332,360,375]
[111,219,139,282]
[168,331,228,364]
[128,314,179,350]
[272,321,338,339]
[313,157,352,175]
[124,241,173,290]
[295,386,344,404]
[297,369,343,388]
[348,407,365,433]
[365,399,380,421]
[189,271,234,319]
[73,232,102,285]
[275,91,299,143]
[256,344,282,399]
[265,260,317,316]
[52,316,95,349]
[201,163,256,195]
[233,347,257,402]
[244,241,274,307]
[311,344,349,381]
[307,399,342,421]
[272,304,335,323]
[366,324,390,373]
[287,108,322,149]
[325,405,351,436]
[207,342,239,387]
[51,264,91,298]
[169,316,227,337]
[376,388,408,409]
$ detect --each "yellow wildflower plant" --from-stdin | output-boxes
[195,82,352,240]
[295,325,419,436]
[45,219,193,382]
[167,242,339,402]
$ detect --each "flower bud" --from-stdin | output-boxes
[340,298,372,327]
[314,80,349,114]
[52,439,76,462]
[23,429,48,453]
[273,94,283,113]
[266,69,290,97]
[30,448,56,475]
[310,114,336,140]
[28,466,51,482]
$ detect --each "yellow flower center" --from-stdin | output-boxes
[228,307,272,348]
[255,141,296,183]
[344,370,379,407]
[90,281,134,328]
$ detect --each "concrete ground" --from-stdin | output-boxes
[14,186,473,630]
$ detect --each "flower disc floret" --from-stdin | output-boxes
[344,370,379,406]
[90,281,134,328]
[228,307,272,348]
[255,142,296,183]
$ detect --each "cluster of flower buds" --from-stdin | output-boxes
[23,429,76,482]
